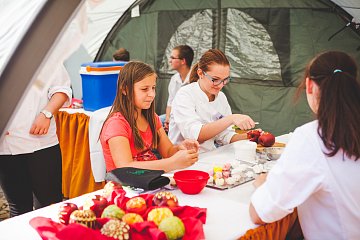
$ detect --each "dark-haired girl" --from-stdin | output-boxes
[250,51,360,239]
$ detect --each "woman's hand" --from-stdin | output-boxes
[171,149,199,169]
[29,113,51,135]
[230,114,255,130]
[253,173,267,189]
[178,139,200,152]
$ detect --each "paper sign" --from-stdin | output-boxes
[131,5,140,18]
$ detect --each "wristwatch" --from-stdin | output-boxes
[40,110,53,119]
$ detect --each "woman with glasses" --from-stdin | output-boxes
[168,49,256,152]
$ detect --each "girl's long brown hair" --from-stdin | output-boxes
[101,61,158,150]
[300,51,360,160]
[189,49,230,83]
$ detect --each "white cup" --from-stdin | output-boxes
[233,140,257,163]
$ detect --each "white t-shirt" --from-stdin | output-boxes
[251,120,360,240]
[166,72,190,107]
[169,82,236,152]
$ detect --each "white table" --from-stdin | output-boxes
[59,107,93,116]
[0,136,291,240]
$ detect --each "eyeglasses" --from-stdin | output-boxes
[170,56,182,60]
[202,71,231,86]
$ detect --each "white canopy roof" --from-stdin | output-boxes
[0,0,359,136]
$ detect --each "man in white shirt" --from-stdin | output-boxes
[162,45,194,131]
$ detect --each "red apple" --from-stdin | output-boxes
[58,202,78,225]
[125,196,147,215]
[247,129,262,143]
[83,195,109,217]
[258,132,275,147]
[152,191,179,207]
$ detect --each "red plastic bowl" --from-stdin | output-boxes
[173,170,210,195]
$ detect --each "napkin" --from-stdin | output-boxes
[105,167,170,190]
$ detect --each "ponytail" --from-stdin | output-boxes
[189,63,200,83]
[317,71,360,160]
[305,51,360,160]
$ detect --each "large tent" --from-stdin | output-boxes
[93,0,360,136]
[1,0,360,137]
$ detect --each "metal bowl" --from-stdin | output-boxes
[264,147,284,160]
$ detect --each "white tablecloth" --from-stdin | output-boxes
[0,135,290,240]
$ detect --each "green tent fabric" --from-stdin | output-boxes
[95,0,360,136]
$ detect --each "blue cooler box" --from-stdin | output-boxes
[80,61,127,111]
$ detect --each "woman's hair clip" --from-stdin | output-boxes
[333,69,343,73]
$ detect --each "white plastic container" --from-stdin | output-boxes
[233,140,257,163]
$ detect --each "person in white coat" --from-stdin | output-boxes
[0,70,71,217]
[250,51,360,239]
[0,1,89,217]
[169,49,256,152]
